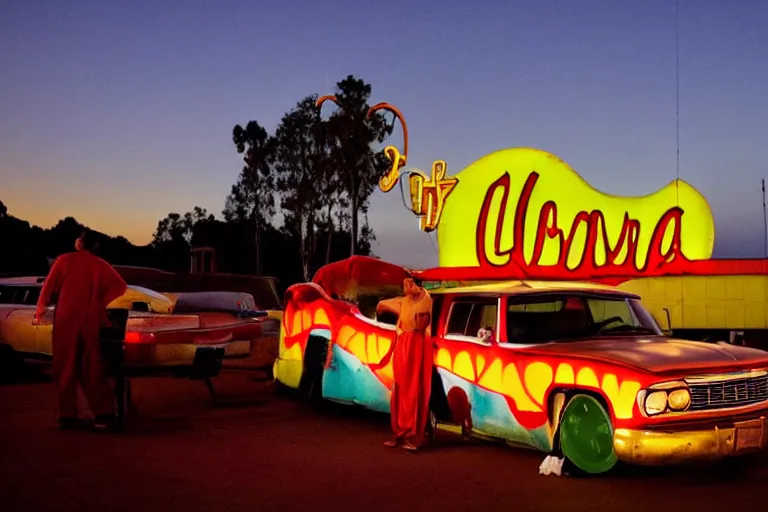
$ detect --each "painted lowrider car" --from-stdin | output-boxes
[275,277,768,474]
[0,277,270,374]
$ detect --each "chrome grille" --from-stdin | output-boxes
[687,374,768,411]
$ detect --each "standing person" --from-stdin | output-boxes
[374,278,434,451]
[35,230,127,430]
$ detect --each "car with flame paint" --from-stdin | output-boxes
[0,276,272,375]
[274,277,768,474]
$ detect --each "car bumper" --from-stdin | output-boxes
[273,356,302,388]
[122,341,249,367]
[613,416,768,465]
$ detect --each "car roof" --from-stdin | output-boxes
[426,279,639,299]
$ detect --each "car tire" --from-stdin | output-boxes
[0,345,23,379]
[558,393,618,475]
[272,379,294,397]
[298,334,328,405]
[426,409,438,444]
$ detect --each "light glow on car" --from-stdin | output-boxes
[124,331,156,344]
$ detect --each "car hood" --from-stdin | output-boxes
[526,337,768,375]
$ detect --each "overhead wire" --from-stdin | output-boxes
[674,0,681,204]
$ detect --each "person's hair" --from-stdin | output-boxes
[80,229,100,253]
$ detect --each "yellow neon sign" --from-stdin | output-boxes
[436,148,714,272]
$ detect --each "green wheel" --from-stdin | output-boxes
[559,394,618,475]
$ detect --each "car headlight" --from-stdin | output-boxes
[643,385,691,416]
[644,390,668,416]
[667,388,691,411]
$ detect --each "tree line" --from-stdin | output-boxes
[154,74,392,281]
[0,75,394,289]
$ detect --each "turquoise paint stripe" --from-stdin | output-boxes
[322,344,391,414]
[437,369,550,451]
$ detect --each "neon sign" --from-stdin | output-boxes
[450,148,716,278]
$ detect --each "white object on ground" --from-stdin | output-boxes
[538,455,565,476]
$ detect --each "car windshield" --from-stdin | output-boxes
[505,294,662,344]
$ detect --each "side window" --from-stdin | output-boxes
[0,286,28,305]
[506,296,599,343]
[446,302,473,335]
[0,286,12,304]
[466,303,498,338]
[446,297,498,341]
[24,287,41,305]
[506,297,569,344]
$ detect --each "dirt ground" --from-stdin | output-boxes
[1,364,767,512]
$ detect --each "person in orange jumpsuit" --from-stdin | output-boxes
[35,230,127,430]
[374,278,434,451]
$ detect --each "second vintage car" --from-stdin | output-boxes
[274,270,768,474]
[0,276,272,377]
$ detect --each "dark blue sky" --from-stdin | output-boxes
[2,0,766,267]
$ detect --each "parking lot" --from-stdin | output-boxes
[1,364,766,512]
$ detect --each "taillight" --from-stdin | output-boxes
[124,331,156,343]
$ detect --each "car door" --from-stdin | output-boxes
[18,286,53,356]
[0,287,38,353]
[33,305,54,356]
[434,294,501,437]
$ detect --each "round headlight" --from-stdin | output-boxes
[644,390,668,415]
[668,388,691,411]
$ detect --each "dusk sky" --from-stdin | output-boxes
[2,0,767,268]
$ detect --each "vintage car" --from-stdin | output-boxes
[0,276,271,376]
[274,275,768,474]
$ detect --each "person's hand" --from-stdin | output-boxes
[32,314,40,326]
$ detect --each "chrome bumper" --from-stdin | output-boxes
[613,416,768,465]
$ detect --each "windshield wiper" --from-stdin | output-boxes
[597,324,659,335]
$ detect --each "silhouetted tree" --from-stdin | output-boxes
[153,207,212,245]
[152,207,214,272]
[358,213,377,257]
[0,200,7,218]
[325,75,392,256]
[273,95,329,281]
[228,120,276,276]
